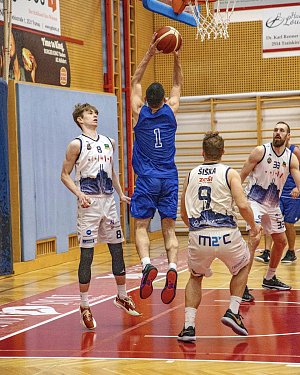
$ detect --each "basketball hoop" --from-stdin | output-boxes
[172,0,236,41]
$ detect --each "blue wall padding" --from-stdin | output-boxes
[0,79,13,274]
[16,84,118,261]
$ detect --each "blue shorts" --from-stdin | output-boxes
[280,196,300,224]
[130,176,178,220]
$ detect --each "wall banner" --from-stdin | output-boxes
[0,0,61,35]
[0,26,70,86]
[262,6,300,57]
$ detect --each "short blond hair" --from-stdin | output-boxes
[72,103,98,128]
[203,131,224,160]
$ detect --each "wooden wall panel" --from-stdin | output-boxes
[60,0,103,91]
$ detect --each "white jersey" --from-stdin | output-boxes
[185,163,237,230]
[245,143,292,208]
[75,133,114,195]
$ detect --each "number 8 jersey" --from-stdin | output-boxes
[185,163,237,231]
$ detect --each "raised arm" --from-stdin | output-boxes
[131,34,160,123]
[240,146,264,183]
[166,51,183,115]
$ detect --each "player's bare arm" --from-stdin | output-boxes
[180,175,189,227]
[131,34,160,122]
[110,138,131,204]
[228,168,261,239]
[61,139,91,208]
[290,152,300,198]
[240,146,265,183]
[167,51,183,115]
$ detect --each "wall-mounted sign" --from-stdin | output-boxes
[262,6,300,58]
[0,0,61,35]
[0,27,70,86]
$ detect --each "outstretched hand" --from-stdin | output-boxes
[147,32,162,56]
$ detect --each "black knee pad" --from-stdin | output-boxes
[78,247,94,284]
[108,243,126,276]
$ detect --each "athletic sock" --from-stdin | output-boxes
[141,257,151,270]
[265,267,276,280]
[168,262,177,271]
[80,292,89,308]
[184,307,197,329]
[117,284,127,299]
[229,295,242,314]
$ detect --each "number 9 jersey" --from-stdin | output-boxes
[185,163,237,231]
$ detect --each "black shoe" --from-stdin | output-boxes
[254,249,270,263]
[177,326,196,342]
[242,285,254,302]
[161,268,177,304]
[221,309,248,336]
[140,264,158,299]
[281,250,297,264]
[262,275,291,290]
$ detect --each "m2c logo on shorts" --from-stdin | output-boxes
[83,239,95,244]
[199,234,231,247]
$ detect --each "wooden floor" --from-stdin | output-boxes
[0,235,300,374]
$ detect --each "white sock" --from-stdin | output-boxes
[265,267,276,280]
[80,292,89,307]
[229,296,242,314]
[117,284,127,299]
[184,307,197,329]
[141,257,151,270]
[168,262,177,271]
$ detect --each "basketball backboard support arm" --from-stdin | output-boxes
[142,0,197,27]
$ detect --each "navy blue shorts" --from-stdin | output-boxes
[280,196,300,224]
[130,176,178,220]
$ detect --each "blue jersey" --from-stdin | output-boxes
[281,144,297,197]
[132,104,178,178]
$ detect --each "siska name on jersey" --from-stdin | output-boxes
[198,167,216,175]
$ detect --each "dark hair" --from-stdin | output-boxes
[203,131,224,160]
[276,121,290,134]
[72,103,98,128]
[146,82,165,108]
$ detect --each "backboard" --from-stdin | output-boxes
[142,0,198,27]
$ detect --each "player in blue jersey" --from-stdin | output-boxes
[130,33,183,304]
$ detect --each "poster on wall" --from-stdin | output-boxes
[262,5,300,58]
[0,26,71,86]
[0,0,61,35]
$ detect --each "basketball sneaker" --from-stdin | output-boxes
[221,309,248,336]
[80,306,96,330]
[242,285,255,302]
[113,295,141,316]
[177,326,196,342]
[262,275,291,290]
[161,268,177,304]
[281,250,297,263]
[140,264,158,299]
[254,249,270,263]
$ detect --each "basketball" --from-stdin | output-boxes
[154,26,182,54]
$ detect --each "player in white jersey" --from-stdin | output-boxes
[61,103,140,330]
[177,132,261,342]
[241,121,300,299]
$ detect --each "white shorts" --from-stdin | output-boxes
[247,199,285,234]
[188,227,250,277]
[77,194,124,248]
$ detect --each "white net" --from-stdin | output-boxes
[188,0,236,41]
